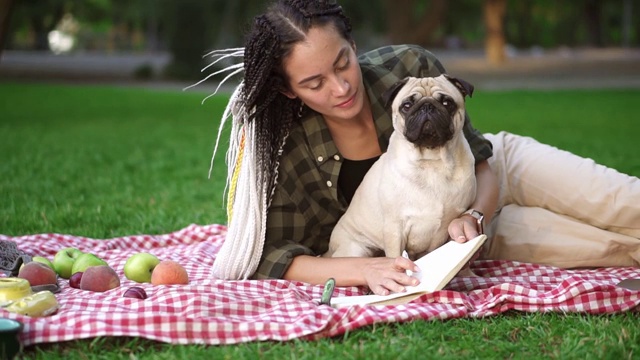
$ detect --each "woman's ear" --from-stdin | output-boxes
[278,80,297,99]
[280,89,297,99]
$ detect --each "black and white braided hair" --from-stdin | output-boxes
[192,0,353,280]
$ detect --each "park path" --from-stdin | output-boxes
[1,47,640,91]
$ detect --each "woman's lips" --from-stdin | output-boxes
[336,93,356,108]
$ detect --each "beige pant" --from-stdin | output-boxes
[482,132,640,268]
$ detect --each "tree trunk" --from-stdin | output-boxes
[384,0,413,44]
[483,0,507,65]
[410,0,447,46]
[384,0,447,47]
[0,0,15,59]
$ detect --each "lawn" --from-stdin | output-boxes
[1,82,638,359]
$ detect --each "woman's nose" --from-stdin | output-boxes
[331,75,350,97]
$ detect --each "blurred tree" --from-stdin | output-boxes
[0,0,15,58]
[440,0,485,48]
[484,0,507,64]
[339,0,385,49]
[212,0,264,48]
[622,0,632,47]
[215,0,242,49]
[584,0,604,47]
[383,0,447,46]
[18,0,65,50]
[161,0,218,80]
[131,0,162,52]
[3,0,636,74]
[553,2,581,47]
[634,0,640,47]
[9,0,110,51]
[105,0,156,51]
[504,0,635,49]
[377,0,509,64]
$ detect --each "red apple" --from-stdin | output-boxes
[123,286,148,299]
[69,272,83,289]
[18,261,58,286]
[79,265,120,292]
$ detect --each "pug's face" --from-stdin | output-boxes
[384,75,474,149]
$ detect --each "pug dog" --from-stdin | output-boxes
[324,74,477,261]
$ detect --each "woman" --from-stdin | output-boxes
[210,0,640,296]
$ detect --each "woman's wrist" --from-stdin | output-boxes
[460,209,484,234]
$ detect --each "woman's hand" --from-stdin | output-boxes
[449,160,499,243]
[361,256,420,295]
[448,214,482,243]
[448,215,482,272]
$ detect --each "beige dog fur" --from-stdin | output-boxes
[325,75,476,260]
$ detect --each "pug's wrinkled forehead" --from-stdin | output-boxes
[383,75,474,109]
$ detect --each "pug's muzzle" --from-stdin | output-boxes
[402,96,458,149]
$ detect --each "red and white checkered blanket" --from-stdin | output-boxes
[3,224,639,346]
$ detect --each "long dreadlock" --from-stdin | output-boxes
[207,0,353,280]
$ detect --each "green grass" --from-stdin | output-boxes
[0,82,229,238]
[1,83,638,359]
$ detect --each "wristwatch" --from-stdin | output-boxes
[462,209,484,234]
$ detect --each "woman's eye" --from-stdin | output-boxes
[309,81,323,90]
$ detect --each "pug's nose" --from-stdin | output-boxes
[419,103,435,115]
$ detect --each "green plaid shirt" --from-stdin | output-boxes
[253,45,493,279]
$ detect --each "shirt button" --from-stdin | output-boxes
[333,155,341,161]
[317,156,324,162]
[326,181,333,188]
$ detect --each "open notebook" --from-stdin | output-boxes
[328,234,487,308]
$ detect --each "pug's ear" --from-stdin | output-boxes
[383,78,409,109]
[443,74,474,98]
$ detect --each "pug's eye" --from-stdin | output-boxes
[401,101,413,112]
[440,95,457,112]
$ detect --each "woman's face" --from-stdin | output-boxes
[282,25,366,122]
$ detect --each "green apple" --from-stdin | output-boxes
[71,253,108,275]
[53,247,84,279]
[32,256,54,270]
[123,253,160,283]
